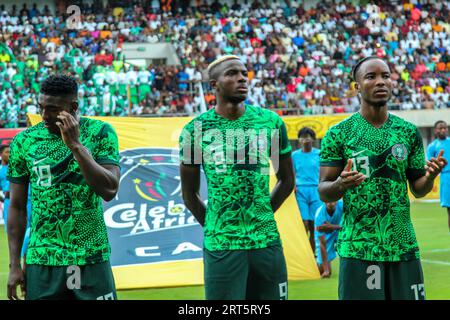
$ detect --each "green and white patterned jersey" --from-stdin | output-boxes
[7,117,120,266]
[179,105,292,251]
[320,112,426,262]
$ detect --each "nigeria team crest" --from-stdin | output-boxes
[103,148,207,267]
[391,143,408,161]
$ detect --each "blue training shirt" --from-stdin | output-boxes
[314,200,344,265]
[292,148,320,187]
[0,164,10,222]
[427,137,450,174]
[0,165,9,194]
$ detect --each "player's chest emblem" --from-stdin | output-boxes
[391,143,408,161]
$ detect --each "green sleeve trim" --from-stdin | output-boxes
[180,162,201,167]
[320,160,345,167]
[279,120,290,152]
[7,176,29,184]
[280,145,292,155]
[96,158,120,167]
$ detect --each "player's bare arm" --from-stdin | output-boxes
[180,163,206,226]
[6,182,28,300]
[410,150,448,198]
[56,111,120,201]
[270,156,295,213]
[318,159,365,202]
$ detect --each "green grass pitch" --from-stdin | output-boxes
[0,202,448,300]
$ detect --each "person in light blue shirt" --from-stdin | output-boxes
[292,127,321,254]
[0,144,31,258]
[0,145,11,231]
[314,200,343,278]
[426,120,450,230]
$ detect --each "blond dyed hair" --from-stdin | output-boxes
[207,55,241,79]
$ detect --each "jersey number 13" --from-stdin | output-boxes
[351,156,371,178]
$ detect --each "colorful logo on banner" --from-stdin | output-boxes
[104,148,207,266]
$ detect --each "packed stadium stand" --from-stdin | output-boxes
[0,0,449,127]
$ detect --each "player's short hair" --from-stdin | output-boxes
[351,56,388,82]
[41,74,78,97]
[207,55,241,80]
[298,127,316,140]
[0,144,9,154]
[434,120,447,128]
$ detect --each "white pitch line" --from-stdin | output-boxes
[422,259,450,266]
[426,249,450,253]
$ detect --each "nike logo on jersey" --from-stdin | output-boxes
[351,150,366,157]
[33,157,48,165]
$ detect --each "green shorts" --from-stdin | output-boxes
[25,261,117,300]
[339,257,425,300]
[204,244,288,300]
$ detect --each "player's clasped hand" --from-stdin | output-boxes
[425,149,448,180]
[338,159,365,190]
[7,266,25,300]
[55,111,81,150]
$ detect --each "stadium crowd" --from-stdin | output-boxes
[0,0,449,127]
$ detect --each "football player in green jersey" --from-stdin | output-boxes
[319,57,447,300]
[179,56,295,300]
[7,74,121,300]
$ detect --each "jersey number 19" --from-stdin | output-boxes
[33,165,52,187]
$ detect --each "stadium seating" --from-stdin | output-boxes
[0,0,449,127]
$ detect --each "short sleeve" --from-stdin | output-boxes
[271,116,292,160]
[320,126,345,167]
[406,127,426,181]
[279,119,292,158]
[7,133,30,184]
[179,121,201,167]
[94,122,120,167]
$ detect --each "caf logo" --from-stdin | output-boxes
[391,144,408,161]
[114,148,182,203]
[103,147,207,266]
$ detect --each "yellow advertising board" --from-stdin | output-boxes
[28,114,320,289]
